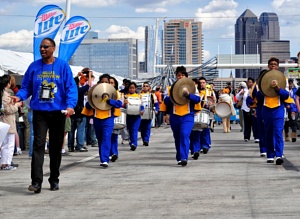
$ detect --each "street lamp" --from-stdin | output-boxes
[153,16,166,77]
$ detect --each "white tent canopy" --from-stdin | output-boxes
[0,49,125,87]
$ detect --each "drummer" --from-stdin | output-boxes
[189,78,202,160]
[109,76,124,162]
[198,77,215,154]
[123,82,144,151]
[139,82,159,146]
[162,66,200,166]
[81,74,122,168]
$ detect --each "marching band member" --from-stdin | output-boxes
[256,57,291,165]
[139,82,159,146]
[284,79,298,142]
[189,78,202,160]
[246,70,268,157]
[162,66,200,166]
[82,74,122,168]
[123,82,144,151]
[109,76,123,162]
[198,77,215,154]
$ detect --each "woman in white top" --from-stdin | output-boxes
[218,87,236,133]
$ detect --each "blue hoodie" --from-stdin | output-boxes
[17,58,78,111]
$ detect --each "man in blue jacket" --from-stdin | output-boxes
[13,38,78,193]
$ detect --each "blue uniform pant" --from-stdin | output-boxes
[256,107,266,154]
[126,115,141,147]
[140,119,152,143]
[110,132,119,156]
[200,128,211,150]
[93,116,114,163]
[262,106,285,159]
[190,130,200,154]
[170,114,194,162]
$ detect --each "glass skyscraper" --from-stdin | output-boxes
[235,10,290,78]
[145,25,163,76]
[71,38,139,79]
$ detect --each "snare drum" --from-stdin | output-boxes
[114,109,126,130]
[215,102,232,118]
[126,97,141,115]
[193,109,210,130]
[141,93,153,120]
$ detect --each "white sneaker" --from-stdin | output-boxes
[1,165,17,170]
[100,162,108,168]
[17,148,22,155]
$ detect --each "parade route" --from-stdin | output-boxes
[1,124,300,218]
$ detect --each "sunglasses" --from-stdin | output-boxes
[40,45,52,49]
[143,85,149,87]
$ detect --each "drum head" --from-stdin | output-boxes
[215,102,231,118]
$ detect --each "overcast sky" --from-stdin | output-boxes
[0,0,299,76]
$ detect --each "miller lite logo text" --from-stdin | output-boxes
[34,9,65,36]
[62,20,90,43]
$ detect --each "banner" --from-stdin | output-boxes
[58,16,91,62]
[33,5,65,61]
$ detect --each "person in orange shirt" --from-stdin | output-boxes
[154,86,163,127]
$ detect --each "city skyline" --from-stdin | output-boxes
[0,0,299,77]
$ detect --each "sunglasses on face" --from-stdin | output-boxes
[40,45,52,49]
[143,85,149,87]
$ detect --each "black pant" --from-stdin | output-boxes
[243,110,253,140]
[32,110,66,185]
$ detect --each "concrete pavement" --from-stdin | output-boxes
[1,124,300,218]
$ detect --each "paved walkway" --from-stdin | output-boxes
[1,124,300,218]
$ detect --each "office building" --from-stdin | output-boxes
[235,10,290,78]
[71,38,139,79]
[164,19,203,73]
[145,25,163,77]
[235,9,261,78]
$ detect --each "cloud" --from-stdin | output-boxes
[195,0,238,30]
[203,50,211,61]
[0,30,33,52]
[0,30,62,54]
[34,0,119,7]
[135,8,168,13]
[104,25,145,40]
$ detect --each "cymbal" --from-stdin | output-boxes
[169,80,179,105]
[87,85,97,109]
[170,78,196,105]
[259,70,286,97]
[90,83,117,110]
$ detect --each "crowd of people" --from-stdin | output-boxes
[0,37,299,193]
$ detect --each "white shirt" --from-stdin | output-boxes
[236,88,250,112]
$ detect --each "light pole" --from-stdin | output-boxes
[153,16,166,77]
[65,0,71,20]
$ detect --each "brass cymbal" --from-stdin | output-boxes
[87,85,97,109]
[89,83,117,110]
[170,78,196,105]
[258,70,286,97]
[169,80,179,105]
